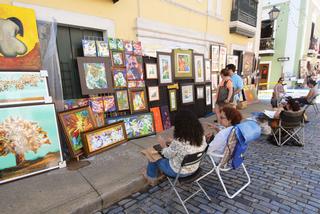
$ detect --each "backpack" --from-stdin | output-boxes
[217,79,233,104]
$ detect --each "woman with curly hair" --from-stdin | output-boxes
[143,110,207,186]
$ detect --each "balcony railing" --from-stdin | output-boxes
[259,37,274,50]
[231,9,257,27]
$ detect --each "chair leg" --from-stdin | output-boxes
[166,178,190,214]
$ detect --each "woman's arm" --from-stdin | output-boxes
[226,80,233,102]
[161,141,178,159]
[274,107,284,119]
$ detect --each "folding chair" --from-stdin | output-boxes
[165,147,210,214]
[197,128,251,199]
[272,110,305,146]
[304,94,319,114]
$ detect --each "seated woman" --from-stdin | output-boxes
[207,107,242,162]
[292,80,318,106]
[143,110,207,186]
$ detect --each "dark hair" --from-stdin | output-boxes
[278,77,284,83]
[220,68,230,77]
[221,107,242,126]
[287,99,300,111]
[173,110,204,146]
[226,64,236,73]
[307,79,317,86]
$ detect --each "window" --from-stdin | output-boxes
[260,20,273,38]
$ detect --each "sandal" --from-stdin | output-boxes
[141,168,165,186]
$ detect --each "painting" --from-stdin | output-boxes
[211,45,220,72]
[181,84,194,104]
[168,89,177,111]
[157,52,173,85]
[150,107,163,133]
[0,4,41,70]
[111,50,125,67]
[108,37,117,50]
[116,39,124,51]
[58,106,96,158]
[205,85,212,106]
[82,40,96,57]
[147,86,160,102]
[107,113,155,139]
[196,86,204,99]
[219,46,227,71]
[211,74,219,90]
[126,54,144,81]
[227,55,238,71]
[173,49,193,79]
[194,54,205,83]
[0,71,49,106]
[145,63,158,79]
[96,41,109,57]
[129,89,148,113]
[205,59,211,82]
[103,95,116,112]
[242,52,255,76]
[115,90,130,111]
[82,122,127,157]
[77,57,113,94]
[133,41,143,55]
[89,96,104,113]
[112,68,127,88]
[0,104,63,184]
[160,106,171,130]
[124,40,133,53]
[243,84,258,104]
[64,98,89,110]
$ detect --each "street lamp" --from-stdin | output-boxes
[268,6,280,21]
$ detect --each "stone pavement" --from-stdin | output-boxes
[100,107,320,214]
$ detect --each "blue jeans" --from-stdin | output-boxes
[147,158,190,179]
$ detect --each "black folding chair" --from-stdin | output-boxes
[304,94,319,114]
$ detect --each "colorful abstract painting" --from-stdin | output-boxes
[116,90,130,111]
[150,107,163,133]
[107,113,155,139]
[116,39,124,51]
[129,89,148,113]
[83,63,108,89]
[103,95,116,112]
[160,106,171,130]
[96,41,109,57]
[89,97,104,113]
[0,104,63,184]
[0,4,41,70]
[157,52,173,85]
[173,49,193,79]
[108,37,117,50]
[58,106,96,157]
[111,50,125,67]
[133,41,143,55]
[82,40,97,57]
[126,54,144,81]
[123,40,133,53]
[64,98,89,110]
[0,71,49,106]
[112,69,127,88]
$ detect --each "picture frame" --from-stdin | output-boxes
[77,57,113,95]
[242,52,255,77]
[82,40,97,57]
[181,83,195,104]
[96,40,109,57]
[147,86,160,102]
[58,106,97,158]
[157,52,174,85]
[145,63,158,79]
[116,39,124,51]
[196,86,204,99]
[211,73,219,90]
[205,85,212,106]
[211,44,220,72]
[125,54,144,81]
[115,90,130,111]
[64,98,89,110]
[219,46,227,71]
[150,107,163,133]
[104,95,117,112]
[81,121,127,157]
[194,53,205,84]
[133,41,143,55]
[168,89,177,111]
[160,105,172,130]
[226,55,239,71]
[107,113,155,140]
[123,40,133,54]
[112,68,127,89]
[108,37,117,50]
[173,49,193,79]
[205,59,211,82]
[110,50,125,67]
[128,88,148,114]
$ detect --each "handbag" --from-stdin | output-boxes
[217,80,233,103]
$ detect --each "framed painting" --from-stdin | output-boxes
[115,90,130,111]
[0,71,50,106]
[194,53,205,84]
[0,4,41,70]
[107,113,155,139]
[103,95,117,112]
[128,88,148,113]
[0,104,63,184]
[147,86,160,102]
[77,57,113,95]
[173,49,193,79]
[227,55,239,71]
[111,50,125,67]
[150,107,163,133]
[116,39,124,51]
[82,40,96,57]
[196,86,204,99]
[157,52,173,85]
[123,40,133,53]
[126,54,144,81]
[242,52,255,76]
[205,59,211,82]
[168,89,177,111]
[96,40,109,57]
[108,37,117,50]
[160,105,171,130]
[64,98,89,110]
[81,121,127,157]
[211,73,219,90]
[133,41,143,55]
[219,46,227,71]
[205,85,212,106]
[112,68,127,89]
[145,63,158,79]
[211,45,220,72]
[89,96,104,113]
[181,84,195,104]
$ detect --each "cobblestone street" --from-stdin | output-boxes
[101,109,320,214]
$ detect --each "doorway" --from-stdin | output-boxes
[259,63,270,90]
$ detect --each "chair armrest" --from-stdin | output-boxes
[209,153,224,158]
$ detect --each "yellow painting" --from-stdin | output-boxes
[0,4,41,70]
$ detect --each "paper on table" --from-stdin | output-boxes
[264,110,277,118]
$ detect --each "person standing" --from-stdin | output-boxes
[270,77,285,108]
[226,64,243,104]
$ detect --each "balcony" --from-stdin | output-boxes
[259,37,275,55]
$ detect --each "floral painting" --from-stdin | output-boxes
[83,63,108,89]
[58,106,96,157]
[133,41,142,55]
[147,86,160,102]
[108,37,117,50]
[107,113,155,139]
[181,84,194,104]
[96,41,109,57]
[0,104,63,184]
[115,90,129,111]
[112,69,127,88]
[168,89,177,111]
[126,54,144,81]
[129,89,148,113]
[111,50,125,67]
[211,45,220,72]
[0,4,41,70]
[145,63,158,79]
[124,40,133,53]
[103,95,116,112]
[157,52,173,85]
[64,98,89,110]
[0,71,49,106]
[173,49,193,79]
[150,107,163,133]
[82,122,127,156]
[160,105,171,130]
[82,40,96,57]
[194,54,204,83]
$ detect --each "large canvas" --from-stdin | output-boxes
[181,84,194,104]
[126,54,144,81]
[160,106,171,130]
[115,90,130,111]
[82,122,127,157]
[58,106,97,158]
[173,49,193,79]
[0,4,41,70]
[157,52,173,85]
[0,71,49,106]
[0,104,63,184]
[129,89,148,113]
[219,46,227,71]
[82,40,96,57]
[194,54,205,84]
[211,45,220,72]
[150,107,163,133]
[107,113,155,139]
[96,41,109,57]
